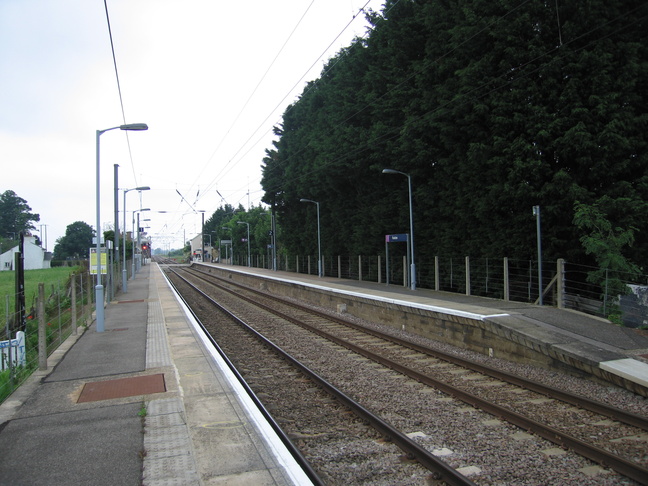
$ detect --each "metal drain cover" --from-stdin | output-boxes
[78,373,166,403]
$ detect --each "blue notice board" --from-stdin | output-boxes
[385,233,408,242]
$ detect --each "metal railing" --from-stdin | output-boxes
[1,272,94,404]
[221,252,648,328]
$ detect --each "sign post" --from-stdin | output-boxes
[220,239,232,264]
[385,234,409,287]
[89,248,108,275]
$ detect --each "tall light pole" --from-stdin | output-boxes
[123,186,150,292]
[132,208,150,277]
[382,169,416,290]
[533,205,543,305]
[271,209,277,271]
[237,221,250,266]
[113,164,119,303]
[199,210,206,263]
[300,199,322,277]
[95,123,148,332]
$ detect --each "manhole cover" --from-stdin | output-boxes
[78,373,166,403]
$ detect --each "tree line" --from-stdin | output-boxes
[258,0,647,282]
[0,190,132,264]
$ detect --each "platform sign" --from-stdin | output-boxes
[89,247,107,274]
[0,331,25,371]
[385,234,410,287]
[386,233,408,243]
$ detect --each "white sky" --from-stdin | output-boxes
[0,0,384,251]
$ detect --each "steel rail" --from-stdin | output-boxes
[168,268,478,486]
[163,271,326,486]
[181,267,648,485]
[188,266,648,432]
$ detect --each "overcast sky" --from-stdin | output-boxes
[1,0,384,251]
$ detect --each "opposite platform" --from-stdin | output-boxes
[194,262,648,397]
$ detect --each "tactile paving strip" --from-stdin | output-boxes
[77,373,166,403]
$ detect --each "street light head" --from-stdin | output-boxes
[136,186,151,191]
[300,198,317,204]
[382,168,400,175]
[119,123,148,131]
[236,221,245,225]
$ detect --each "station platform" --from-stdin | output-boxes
[1,261,646,485]
[0,263,312,486]
[195,262,648,397]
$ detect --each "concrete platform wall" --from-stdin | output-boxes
[204,267,573,374]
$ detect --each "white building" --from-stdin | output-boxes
[0,235,52,271]
[189,234,214,262]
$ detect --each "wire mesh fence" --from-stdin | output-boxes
[238,252,648,329]
[1,271,95,404]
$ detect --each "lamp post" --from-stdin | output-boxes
[95,123,148,332]
[132,208,150,277]
[382,169,416,290]
[270,210,277,271]
[122,186,150,292]
[533,205,543,306]
[299,199,322,277]
[140,219,151,263]
[237,221,250,267]
[199,210,206,263]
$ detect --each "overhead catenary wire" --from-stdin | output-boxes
[151,1,382,246]
[159,1,643,246]
[259,1,647,198]
[192,0,378,209]
[189,0,318,192]
[102,0,140,186]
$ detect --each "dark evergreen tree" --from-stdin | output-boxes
[0,190,40,239]
[261,0,648,273]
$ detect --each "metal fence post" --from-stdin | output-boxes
[465,256,471,296]
[5,295,14,387]
[557,259,565,309]
[71,274,77,335]
[38,283,47,371]
[603,268,609,316]
[504,257,510,301]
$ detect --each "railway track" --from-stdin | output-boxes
[165,265,648,485]
[165,266,476,485]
